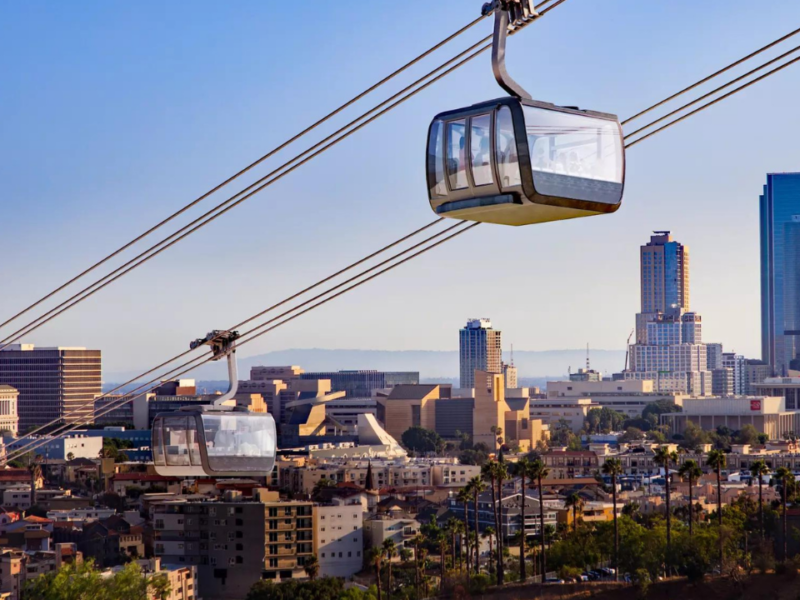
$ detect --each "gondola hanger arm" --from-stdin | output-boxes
[482,0,536,99]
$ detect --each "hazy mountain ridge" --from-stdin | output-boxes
[105,347,626,385]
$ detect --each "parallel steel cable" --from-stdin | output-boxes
[622,25,800,125]
[3,0,570,461]
[0,0,567,351]
[3,218,447,457]
[9,34,797,457]
[625,54,800,148]
[624,42,800,140]
[0,14,490,333]
[5,222,478,463]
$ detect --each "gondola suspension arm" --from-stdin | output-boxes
[484,0,537,99]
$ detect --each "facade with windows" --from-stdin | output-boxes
[313,497,365,579]
[459,319,502,389]
[0,385,19,436]
[760,172,800,374]
[448,492,558,540]
[0,345,101,431]
[152,494,314,600]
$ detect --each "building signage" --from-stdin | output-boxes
[751,400,761,411]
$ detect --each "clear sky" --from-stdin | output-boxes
[2,0,799,375]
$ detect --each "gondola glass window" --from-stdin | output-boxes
[470,114,493,186]
[428,121,447,198]
[446,120,468,190]
[523,106,623,204]
[163,416,191,467]
[495,106,521,188]
[202,414,276,472]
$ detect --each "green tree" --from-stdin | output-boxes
[565,493,585,533]
[706,449,727,568]
[678,459,702,537]
[456,486,472,576]
[382,539,397,593]
[750,459,770,540]
[311,478,334,498]
[66,452,75,462]
[367,547,383,600]
[736,424,762,445]
[468,475,486,574]
[642,400,682,424]
[653,447,678,557]
[585,407,626,434]
[245,578,345,600]
[482,460,507,585]
[303,554,319,581]
[513,457,533,581]
[681,420,710,450]
[776,466,794,561]
[602,457,623,581]
[400,427,442,454]
[24,560,171,600]
[530,459,549,581]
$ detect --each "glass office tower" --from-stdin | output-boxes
[760,172,800,375]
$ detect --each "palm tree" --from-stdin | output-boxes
[776,466,794,561]
[494,460,508,585]
[529,459,549,581]
[445,518,462,572]
[383,539,397,594]
[602,458,623,582]
[678,459,702,537]
[368,547,383,600]
[750,459,770,540]
[565,493,585,533]
[653,447,678,552]
[513,457,533,581]
[412,534,424,600]
[437,531,448,588]
[481,462,503,585]
[303,554,319,580]
[482,526,495,573]
[456,486,472,576]
[468,475,486,574]
[29,461,42,509]
[400,547,413,565]
[490,426,503,454]
[706,449,727,569]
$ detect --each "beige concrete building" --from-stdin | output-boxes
[529,398,598,432]
[0,386,19,436]
[546,379,685,418]
[0,549,24,600]
[662,396,798,440]
[375,385,439,442]
[363,516,420,551]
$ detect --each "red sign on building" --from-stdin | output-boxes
[751,400,761,411]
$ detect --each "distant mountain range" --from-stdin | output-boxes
[104,347,626,388]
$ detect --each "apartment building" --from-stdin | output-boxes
[542,450,600,479]
[448,491,558,540]
[153,491,313,600]
[313,495,366,579]
[0,550,24,600]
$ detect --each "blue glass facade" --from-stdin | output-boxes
[760,173,800,374]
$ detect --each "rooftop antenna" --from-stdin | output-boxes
[586,343,591,371]
[510,343,515,367]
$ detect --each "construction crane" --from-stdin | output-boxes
[623,329,634,371]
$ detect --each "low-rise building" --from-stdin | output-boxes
[0,386,20,436]
[543,450,600,479]
[447,491,558,540]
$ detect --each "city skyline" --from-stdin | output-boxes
[2,1,799,374]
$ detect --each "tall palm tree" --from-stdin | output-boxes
[602,458,623,582]
[513,457,533,581]
[481,461,503,585]
[437,531,448,589]
[303,554,319,580]
[678,459,702,537]
[446,518,462,572]
[565,493,585,533]
[706,449,727,569]
[750,459,770,540]
[383,539,397,594]
[653,447,678,552]
[469,475,486,574]
[776,466,794,561]
[490,426,503,455]
[368,547,383,600]
[530,459,549,581]
[412,534,424,600]
[456,486,472,576]
[482,526,495,573]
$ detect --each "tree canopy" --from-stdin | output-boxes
[24,560,170,600]
[401,426,443,453]
[584,407,626,434]
[245,577,372,600]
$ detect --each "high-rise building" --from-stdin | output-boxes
[459,319,502,389]
[760,172,800,374]
[0,345,101,431]
[723,352,746,395]
[502,362,518,389]
[640,231,690,315]
[706,343,724,370]
[626,233,711,395]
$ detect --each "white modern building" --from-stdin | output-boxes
[0,386,19,436]
[313,496,366,579]
[546,379,685,418]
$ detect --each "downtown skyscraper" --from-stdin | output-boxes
[459,319,502,389]
[626,232,712,395]
[760,172,800,375]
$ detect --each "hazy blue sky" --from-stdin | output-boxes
[2,0,799,375]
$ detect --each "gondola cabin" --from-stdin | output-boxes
[426,97,625,226]
[152,409,277,478]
